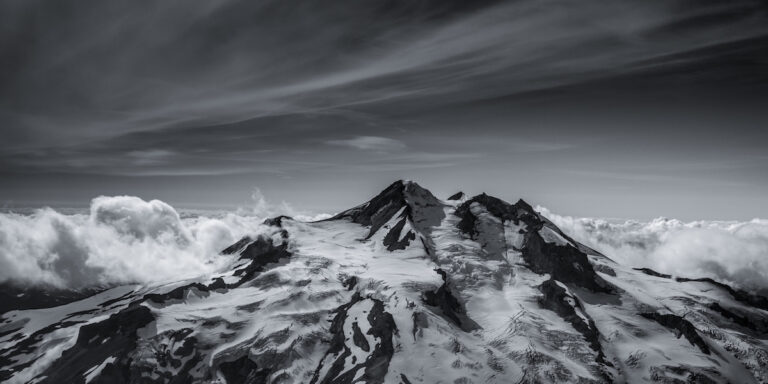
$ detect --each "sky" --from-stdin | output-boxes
[1,0,767,220]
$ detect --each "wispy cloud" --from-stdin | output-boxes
[127,149,175,165]
[326,136,407,152]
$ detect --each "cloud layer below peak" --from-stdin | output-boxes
[539,207,768,294]
[0,196,272,289]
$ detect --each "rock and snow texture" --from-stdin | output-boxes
[1,180,767,383]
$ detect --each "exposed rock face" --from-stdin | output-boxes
[456,193,612,293]
[676,277,768,311]
[632,267,768,315]
[708,302,768,333]
[219,355,270,384]
[38,305,155,383]
[3,180,767,384]
[522,231,612,293]
[640,313,710,355]
[422,269,480,332]
[143,278,226,304]
[633,267,672,278]
[538,279,608,365]
[382,210,417,251]
[310,294,399,384]
[262,215,292,228]
[455,193,539,237]
[228,235,292,287]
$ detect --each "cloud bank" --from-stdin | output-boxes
[539,207,768,293]
[0,196,273,289]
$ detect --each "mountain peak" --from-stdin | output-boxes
[328,179,441,239]
[515,198,535,212]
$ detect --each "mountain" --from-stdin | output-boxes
[1,180,767,383]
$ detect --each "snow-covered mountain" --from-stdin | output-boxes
[2,180,767,383]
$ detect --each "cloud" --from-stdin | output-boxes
[0,196,271,289]
[240,188,332,222]
[326,136,407,152]
[127,149,175,166]
[0,189,337,289]
[90,196,188,240]
[539,206,768,294]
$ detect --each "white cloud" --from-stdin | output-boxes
[238,188,332,222]
[538,206,768,293]
[0,197,269,289]
[326,136,406,152]
[0,191,334,289]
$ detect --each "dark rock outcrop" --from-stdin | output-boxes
[676,277,768,311]
[632,269,768,312]
[538,279,609,365]
[447,191,465,201]
[221,236,256,255]
[219,355,271,384]
[342,275,358,290]
[231,236,292,287]
[455,194,540,238]
[522,231,613,293]
[708,302,768,333]
[411,311,429,339]
[352,321,371,352]
[640,312,710,354]
[311,294,399,384]
[422,268,480,332]
[0,318,86,381]
[634,268,672,279]
[382,213,416,251]
[263,215,292,228]
[144,278,226,304]
[455,193,611,293]
[38,305,156,383]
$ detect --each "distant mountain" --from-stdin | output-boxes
[2,180,766,383]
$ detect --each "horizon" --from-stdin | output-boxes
[2,178,765,223]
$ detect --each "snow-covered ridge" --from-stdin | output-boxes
[1,180,767,383]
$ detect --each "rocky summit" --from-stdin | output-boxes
[2,180,767,383]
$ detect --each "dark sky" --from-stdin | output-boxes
[1,0,767,220]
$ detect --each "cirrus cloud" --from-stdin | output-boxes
[326,136,406,152]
